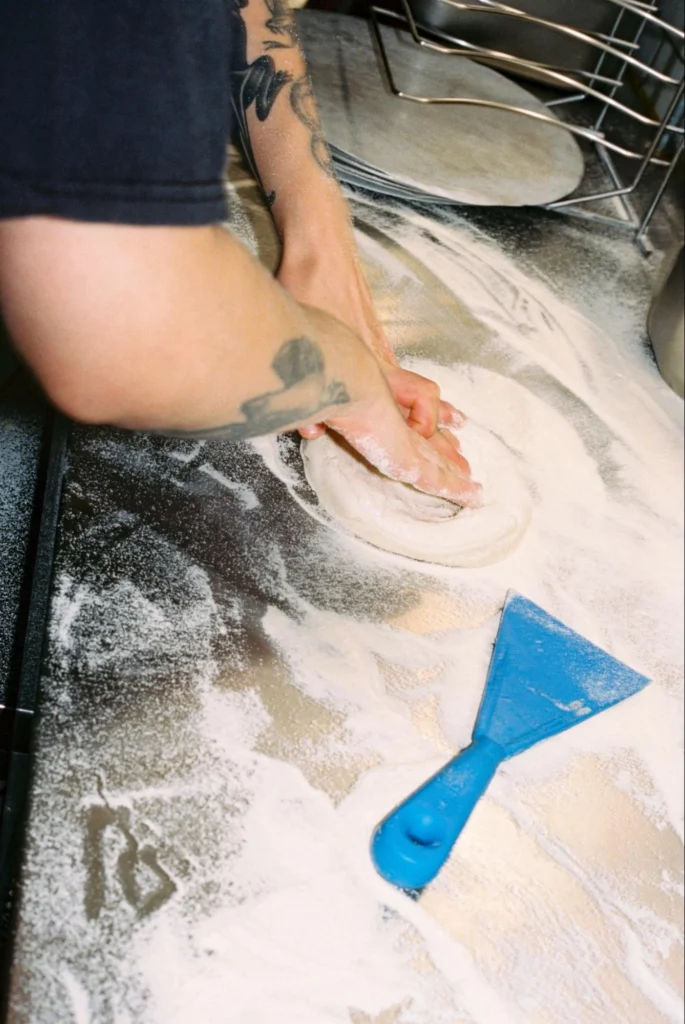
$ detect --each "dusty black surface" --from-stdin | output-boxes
[0,362,51,1002]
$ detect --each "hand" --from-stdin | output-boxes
[278,245,469,469]
[380,361,468,472]
[301,360,471,481]
[294,304,482,508]
[323,388,482,509]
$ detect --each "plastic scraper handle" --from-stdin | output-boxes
[371,737,504,891]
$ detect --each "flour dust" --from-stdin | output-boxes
[13,203,684,1024]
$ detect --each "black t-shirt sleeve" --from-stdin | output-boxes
[0,0,234,225]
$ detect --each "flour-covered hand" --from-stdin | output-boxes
[324,395,483,509]
[279,249,468,463]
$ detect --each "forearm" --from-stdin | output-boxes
[0,219,381,439]
[233,0,352,252]
[231,0,399,367]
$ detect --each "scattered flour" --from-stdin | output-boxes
[167,440,206,464]
[0,409,41,693]
[10,202,684,1024]
[199,462,261,510]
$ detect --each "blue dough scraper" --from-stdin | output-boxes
[371,592,649,892]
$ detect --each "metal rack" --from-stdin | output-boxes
[369,0,684,245]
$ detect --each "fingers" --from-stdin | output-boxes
[411,436,481,507]
[405,401,440,439]
[406,397,467,437]
[438,401,466,429]
[440,428,463,456]
[404,379,441,439]
[329,410,483,510]
[298,423,326,440]
[406,437,483,509]
[410,431,482,508]
[428,429,471,477]
[384,366,467,439]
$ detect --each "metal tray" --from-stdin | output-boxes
[297,10,585,206]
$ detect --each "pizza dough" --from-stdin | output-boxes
[301,421,531,568]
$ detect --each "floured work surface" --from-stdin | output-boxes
[7,161,684,1023]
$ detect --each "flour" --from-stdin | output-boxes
[168,440,206,464]
[199,462,261,510]
[11,201,684,1024]
[245,206,682,1019]
[60,967,92,1024]
[0,408,41,692]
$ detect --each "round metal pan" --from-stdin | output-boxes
[297,11,585,206]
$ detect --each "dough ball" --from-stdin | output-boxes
[301,422,531,568]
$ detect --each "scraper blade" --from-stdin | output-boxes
[371,592,650,891]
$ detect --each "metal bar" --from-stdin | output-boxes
[594,8,651,132]
[636,140,685,246]
[549,81,685,218]
[598,142,636,202]
[548,204,639,230]
[433,0,681,85]
[571,69,631,87]
[658,30,685,65]
[598,0,685,40]
[545,142,638,225]
[609,0,658,9]
[624,78,685,188]
[534,68,625,88]
[548,180,640,211]
[395,3,677,127]
[594,34,640,50]
[587,4,628,91]
[404,19,628,88]
[376,5,678,150]
[546,94,589,108]
[596,145,638,222]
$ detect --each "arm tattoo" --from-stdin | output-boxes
[229,0,337,202]
[161,337,350,441]
[229,0,292,205]
[289,74,336,179]
[263,0,300,50]
[239,57,291,123]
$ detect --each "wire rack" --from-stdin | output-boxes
[368,0,684,246]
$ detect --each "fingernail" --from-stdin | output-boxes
[441,409,466,428]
